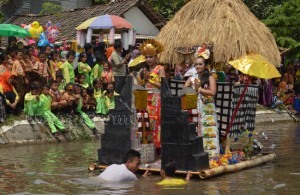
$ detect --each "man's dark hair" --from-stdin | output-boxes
[42,84,50,90]
[30,83,40,91]
[123,149,141,163]
[66,50,76,58]
[87,86,94,95]
[162,162,177,177]
[114,41,122,50]
[50,80,58,86]
[84,43,93,52]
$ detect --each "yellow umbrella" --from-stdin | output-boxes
[229,54,281,79]
[128,55,145,68]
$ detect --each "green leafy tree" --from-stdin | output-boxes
[39,2,62,15]
[263,0,300,61]
[147,0,188,19]
[92,0,110,4]
[0,11,3,23]
[243,0,286,20]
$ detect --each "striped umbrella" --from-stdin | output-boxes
[75,15,133,30]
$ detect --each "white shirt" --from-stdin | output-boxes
[98,164,137,182]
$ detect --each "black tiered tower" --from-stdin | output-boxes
[98,77,133,165]
[161,78,209,171]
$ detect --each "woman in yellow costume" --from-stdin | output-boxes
[139,39,165,149]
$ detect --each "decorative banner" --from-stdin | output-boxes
[215,83,259,137]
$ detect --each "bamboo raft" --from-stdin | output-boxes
[88,153,276,179]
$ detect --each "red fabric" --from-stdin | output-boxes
[0,71,13,92]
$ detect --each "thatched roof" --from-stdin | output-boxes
[156,0,281,66]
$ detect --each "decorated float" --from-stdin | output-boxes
[88,0,281,179]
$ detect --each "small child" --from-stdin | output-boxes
[49,80,67,111]
[61,83,77,114]
[104,83,118,111]
[40,85,65,136]
[48,51,60,80]
[78,52,91,88]
[74,85,98,135]
[101,61,114,90]
[33,51,49,84]
[82,87,96,112]
[156,162,192,186]
[12,49,28,105]
[90,55,104,86]
[24,84,43,122]
[56,71,66,95]
[93,78,107,116]
[60,50,76,83]
[78,73,89,89]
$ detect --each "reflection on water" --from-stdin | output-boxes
[0,122,300,194]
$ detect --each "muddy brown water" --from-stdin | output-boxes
[0,122,300,194]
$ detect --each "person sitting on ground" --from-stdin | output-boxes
[74,85,98,135]
[56,71,66,95]
[40,85,65,137]
[61,82,77,114]
[157,161,192,186]
[99,149,145,182]
[0,71,20,115]
[49,80,67,112]
[104,83,118,112]
[77,73,89,89]
[24,84,43,122]
[82,87,96,112]
[272,91,284,111]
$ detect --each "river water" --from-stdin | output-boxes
[1,122,300,194]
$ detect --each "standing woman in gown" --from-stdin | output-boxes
[139,40,165,149]
[184,53,220,157]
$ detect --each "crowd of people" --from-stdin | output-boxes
[0,36,128,136]
[173,57,300,114]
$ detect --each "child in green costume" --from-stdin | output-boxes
[93,78,107,116]
[74,85,98,135]
[103,83,118,111]
[40,85,65,136]
[77,73,89,89]
[90,55,104,86]
[78,52,91,87]
[24,84,43,122]
[60,50,75,83]
[56,71,66,94]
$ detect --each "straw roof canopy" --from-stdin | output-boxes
[156,0,281,66]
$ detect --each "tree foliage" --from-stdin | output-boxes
[0,11,3,23]
[242,0,286,20]
[147,0,188,20]
[93,0,110,4]
[263,0,300,60]
[39,2,62,15]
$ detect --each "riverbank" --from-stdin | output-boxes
[0,114,105,146]
[0,106,296,146]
